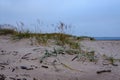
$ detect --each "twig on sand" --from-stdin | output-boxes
[41,65,48,68]
[96,70,111,74]
[72,55,78,61]
[20,66,33,70]
[21,53,32,59]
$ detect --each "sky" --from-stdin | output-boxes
[0,0,120,37]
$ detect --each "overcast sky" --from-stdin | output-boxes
[0,0,120,37]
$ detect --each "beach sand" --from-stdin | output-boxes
[0,35,120,80]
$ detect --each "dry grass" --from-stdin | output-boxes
[0,29,16,35]
[0,22,94,47]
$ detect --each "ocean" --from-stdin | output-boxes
[94,37,120,40]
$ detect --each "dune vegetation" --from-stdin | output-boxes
[0,22,96,63]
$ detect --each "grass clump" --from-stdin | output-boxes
[0,29,16,35]
[65,49,80,55]
[68,41,80,49]
[76,36,95,41]
[72,51,97,62]
[107,56,115,65]
[40,47,97,63]
[102,54,120,66]
[35,35,48,45]
[86,51,96,62]
[77,51,96,62]
[39,48,65,63]
[12,30,32,40]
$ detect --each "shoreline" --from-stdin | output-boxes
[94,37,120,41]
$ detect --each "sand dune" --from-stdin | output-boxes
[0,35,120,80]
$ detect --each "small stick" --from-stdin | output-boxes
[21,53,32,59]
[96,70,111,74]
[41,65,48,68]
[72,55,78,61]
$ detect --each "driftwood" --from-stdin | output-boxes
[12,68,15,72]
[72,55,78,61]
[96,70,111,74]
[41,65,48,68]
[21,53,32,59]
[20,66,33,70]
